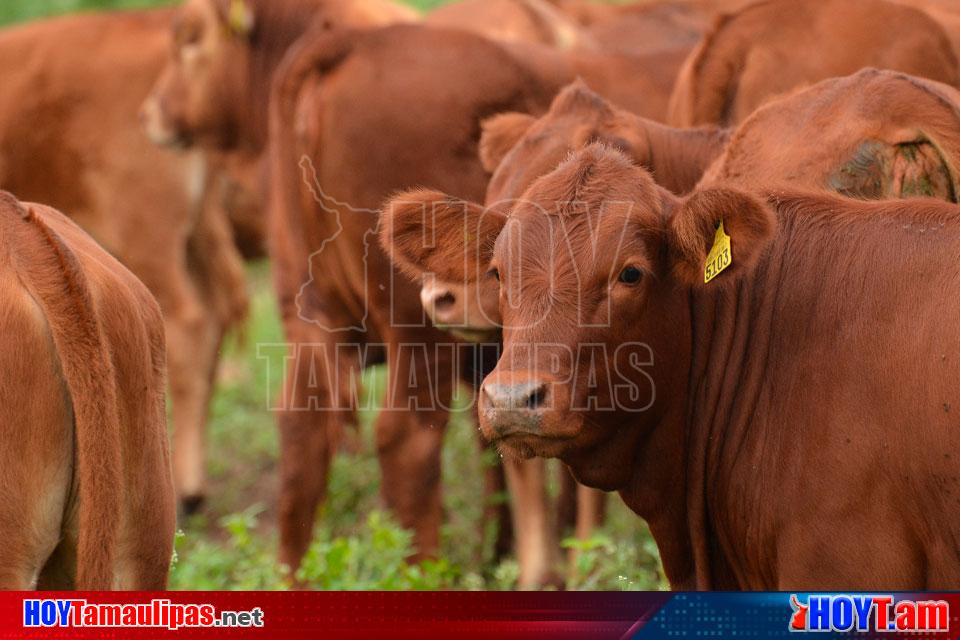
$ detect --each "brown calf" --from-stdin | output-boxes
[0,192,174,590]
[389,144,960,589]
[408,82,728,341]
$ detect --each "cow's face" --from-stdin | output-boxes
[380,190,507,343]
[141,0,252,148]
[411,82,648,342]
[385,145,776,466]
[419,276,501,342]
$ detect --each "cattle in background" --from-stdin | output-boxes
[0,192,173,590]
[387,144,960,589]
[267,24,565,588]
[549,0,709,57]
[426,0,588,49]
[668,0,960,127]
[142,0,553,585]
[0,8,248,512]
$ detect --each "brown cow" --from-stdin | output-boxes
[267,24,573,587]
[382,82,726,585]
[0,8,248,512]
[0,191,174,590]
[668,0,960,127]
[387,143,960,589]
[265,21,708,587]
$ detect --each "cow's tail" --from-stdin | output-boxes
[268,27,356,250]
[0,193,121,589]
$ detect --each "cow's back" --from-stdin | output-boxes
[701,69,960,201]
[668,0,960,127]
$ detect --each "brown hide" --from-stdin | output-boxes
[0,192,173,590]
[668,0,960,127]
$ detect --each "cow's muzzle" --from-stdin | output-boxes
[480,371,562,439]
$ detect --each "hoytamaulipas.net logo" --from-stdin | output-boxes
[789,594,948,633]
[23,598,264,630]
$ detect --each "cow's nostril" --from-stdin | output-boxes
[526,384,548,410]
[434,292,456,310]
[483,381,550,411]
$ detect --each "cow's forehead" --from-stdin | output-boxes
[493,198,658,275]
[508,145,660,224]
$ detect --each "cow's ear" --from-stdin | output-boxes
[381,190,506,282]
[666,187,776,286]
[479,112,537,173]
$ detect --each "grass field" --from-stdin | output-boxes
[3,0,666,591]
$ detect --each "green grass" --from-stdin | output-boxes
[2,0,666,591]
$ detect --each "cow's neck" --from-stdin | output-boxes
[590,280,700,590]
[677,252,786,589]
[642,120,729,195]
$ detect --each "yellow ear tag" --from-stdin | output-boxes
[703,220,732,284]
[228,0,254,37]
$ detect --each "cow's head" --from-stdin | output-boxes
[481,81,650,204]
[141,0,256,149]
[385,145,776,481]
[380,190,504,342]
[141,0,418,149]
[394,82,655,342]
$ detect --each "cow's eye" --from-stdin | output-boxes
[618,266,643,285]
[488,268,500,282]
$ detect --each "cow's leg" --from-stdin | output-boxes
[575,485,607,541]
[556,464,578,538]
[166,190,248,514]
[504,457,562,589]
[163,279,221,513]
[276,332,355,575]
[0,286,73,589]
[375,337,453,560]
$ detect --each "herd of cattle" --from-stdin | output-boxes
[5,0,960,590]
